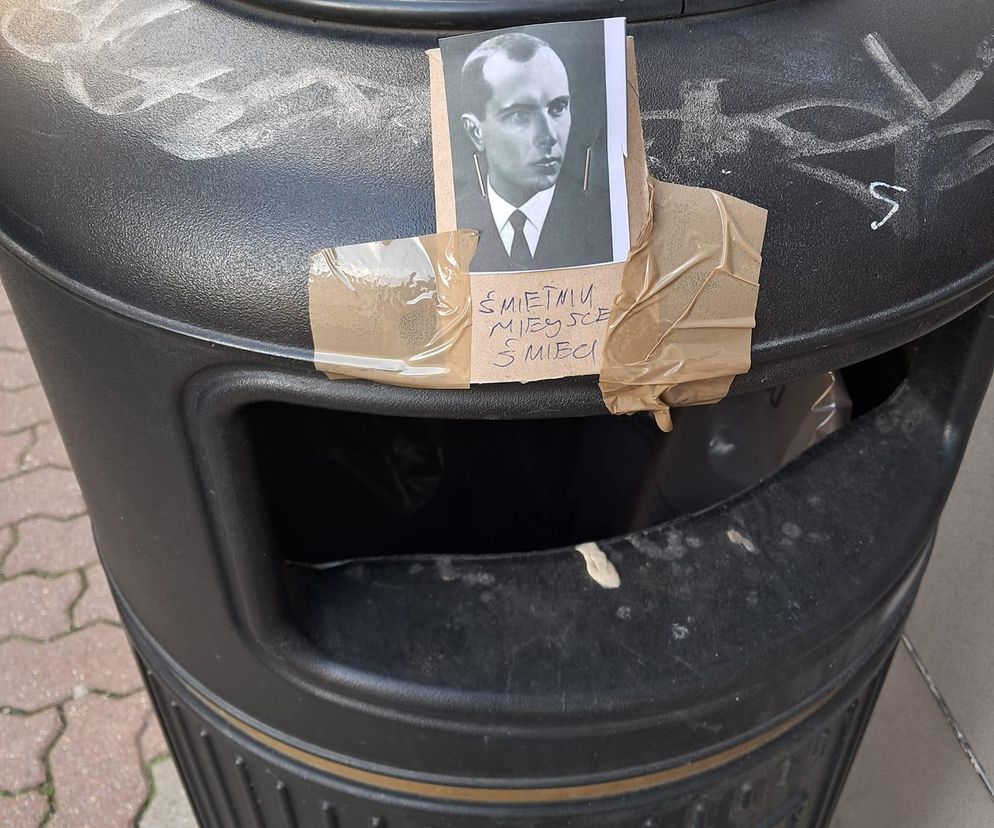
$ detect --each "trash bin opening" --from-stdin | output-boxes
[839,342,914,419]
[239,345,910,568]
[242,405,671,564]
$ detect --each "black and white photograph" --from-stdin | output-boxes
[439,18,629,274]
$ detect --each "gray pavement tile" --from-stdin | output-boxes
[831,643,993,827]
[904,381,994,777]
[139,757,198,828]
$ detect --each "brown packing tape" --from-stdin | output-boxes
[598,178,768,431]
[428,38,651,384]
[308,230,479,389]
[309,35,765,408]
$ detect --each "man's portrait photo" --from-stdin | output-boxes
[439,19,628,274]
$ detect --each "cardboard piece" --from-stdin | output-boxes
[429,38,650,384]
[308,230,478,389]
[598,178,768,431]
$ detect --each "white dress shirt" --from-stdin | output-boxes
[487,179,557,256]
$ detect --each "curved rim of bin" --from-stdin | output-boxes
[2,229,993,416]
[125,583,907,795]
[205,0,775,29]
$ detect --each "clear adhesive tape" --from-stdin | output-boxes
[308,230,479,389]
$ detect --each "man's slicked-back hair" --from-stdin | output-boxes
[460,32,556,119]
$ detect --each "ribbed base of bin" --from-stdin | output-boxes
[133,634,895,828]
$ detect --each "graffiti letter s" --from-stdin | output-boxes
[869,181,908,230]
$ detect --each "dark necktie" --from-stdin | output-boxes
[508,210,533,269]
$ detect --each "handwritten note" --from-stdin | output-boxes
[470,269,621,383]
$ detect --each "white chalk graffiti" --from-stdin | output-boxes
[0,0,192,65]
[644,31,994,235]
[0,0,426,160]
[868,182,907,230]
[1,0,991,224]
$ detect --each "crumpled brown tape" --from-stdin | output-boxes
[308,230,478,389]
[598,177,768,431]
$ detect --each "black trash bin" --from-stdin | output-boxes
[2,0,994,826]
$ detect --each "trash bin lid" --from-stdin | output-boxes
[228,0,682,26]
[0,0,992,413]
[221,0,764,27]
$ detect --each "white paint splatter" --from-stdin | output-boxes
[432,557,495,587]
[662,529,685,561]
[575,542,621,589]
[671,623,689,640]
[782,522,802,540]
[436,556,456,582]
[727,529,758,553]
[461,571,496,587]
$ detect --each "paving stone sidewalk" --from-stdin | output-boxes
[0,282,197,827]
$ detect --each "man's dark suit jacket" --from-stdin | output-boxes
[456,172,614,273]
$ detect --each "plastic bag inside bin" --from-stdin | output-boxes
[254,372,850,566]
[630,370,852,523]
